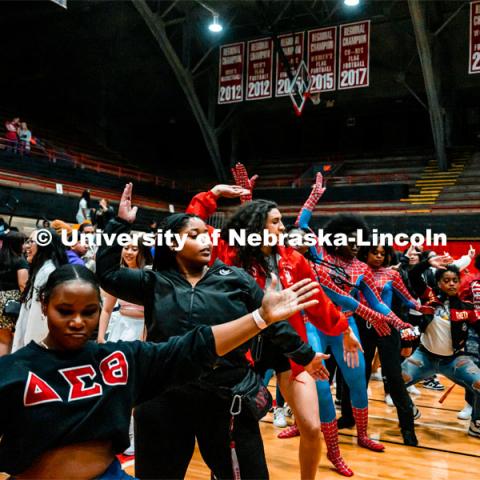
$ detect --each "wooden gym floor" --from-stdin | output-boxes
[2,376,477,479]
[124,376,480,479]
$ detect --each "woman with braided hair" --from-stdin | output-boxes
[187,176,362,480]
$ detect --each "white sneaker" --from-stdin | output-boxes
[385,394,394,407]
[273,407,288,428]
[458,404,473,420]
[370,369,382,381]
[407,385,421,395]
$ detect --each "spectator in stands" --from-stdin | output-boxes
[17,122,32,155]
[35,218,51,229]
[94,198,115,230]
[78,222,97,272]
[76,190,92,224]
[0,231,28,355]
[12,229,68,352]
[149,219,158,233]
[4,117,19,152]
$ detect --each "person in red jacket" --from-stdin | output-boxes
[187,184,362,480]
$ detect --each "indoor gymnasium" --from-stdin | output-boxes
[0,1,479,479]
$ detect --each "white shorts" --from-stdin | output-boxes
[107,311,145,342]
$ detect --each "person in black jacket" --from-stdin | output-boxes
[0,257,320,479]
[96,183,330,480]
[401,259,480,439]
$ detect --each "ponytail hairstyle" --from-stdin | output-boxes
[153,213,201,271]
[221,199,278,275]
[38,264,101,306]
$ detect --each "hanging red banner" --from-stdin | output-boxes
[469,1,480,74]
[246,38,274,101]
[307,27,337,93]
[218,42,245,104]
[275,32,305,97]
[338,20,370,90]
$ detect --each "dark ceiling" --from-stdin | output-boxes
[0,0,478,181]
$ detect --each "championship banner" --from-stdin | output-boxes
[307,27,337,93]
[338,20,370,90]
[246,38,274,101]
[275,32,305,97]
[469,1,480,74]
[218,42,244,104]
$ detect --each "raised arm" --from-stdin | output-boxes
[96,183,153,305]
[295,172,326,228]
[186,184,250,220]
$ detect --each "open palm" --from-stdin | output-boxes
[118,183,138,224]
[260,275,319,324]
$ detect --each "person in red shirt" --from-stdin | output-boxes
[187,185,362,480]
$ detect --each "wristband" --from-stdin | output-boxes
[252,309,268,330]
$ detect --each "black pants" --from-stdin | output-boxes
[341,316,414,431]
[134,384,269,480]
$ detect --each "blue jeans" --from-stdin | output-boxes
[96,459,136,479]
[402,346,480,422]
[306,317,367,423]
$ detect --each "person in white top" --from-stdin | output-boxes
[12,229,68,352]
[76,190,92,224]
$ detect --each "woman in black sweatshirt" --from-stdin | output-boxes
[96,183,329,480]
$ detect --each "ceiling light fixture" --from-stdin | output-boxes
[208,14,223,33]
[344,0,360,6]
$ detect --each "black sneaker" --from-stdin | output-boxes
[402,429,418,446]
[422,378,445,391]
[337,416,355,429]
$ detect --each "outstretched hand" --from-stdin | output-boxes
[259,275,319,324]
[428,253,452,270]
[304,352,330,381]
[342,328,363,368]
[118,183,138,224]
[211,184,251,198]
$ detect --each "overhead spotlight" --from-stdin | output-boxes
[208,14,223,33]
[344,0,360,6]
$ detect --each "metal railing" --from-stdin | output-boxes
[0,136,200,190]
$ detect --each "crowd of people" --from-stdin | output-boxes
[3,116,33,154]
[0,165,479,480]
